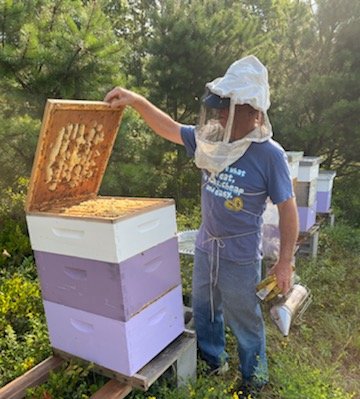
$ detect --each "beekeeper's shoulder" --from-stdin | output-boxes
[253,138,285,154]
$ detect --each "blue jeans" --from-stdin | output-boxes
[192,248,268,384]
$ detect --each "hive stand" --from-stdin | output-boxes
[316,208,335,227]
[297,223,320,259]
[0,330,196,399]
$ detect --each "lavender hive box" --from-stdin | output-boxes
[43,285,185,377]
[298,201,317,232]
[35,237,181,321]
[316,191,332,213]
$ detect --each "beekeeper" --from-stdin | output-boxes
[104,55,299,395]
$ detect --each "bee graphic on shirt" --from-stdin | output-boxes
[224,196,243,211]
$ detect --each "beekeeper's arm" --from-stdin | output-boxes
[104,87,183,145]
[272,197,299,294]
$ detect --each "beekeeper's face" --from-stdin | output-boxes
[219,104,261,141]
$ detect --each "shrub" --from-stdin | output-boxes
[25,361,107,399]
[0,177,32,268]
[0,272,49,385]
[0,317,51,386]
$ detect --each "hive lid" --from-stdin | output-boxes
[285,151,304,163]
[318,170,337,180]
[26,100,123,212]
[299,156,322,166]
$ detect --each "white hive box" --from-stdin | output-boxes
[317,170,336,192]
[285,151,304,181]
[27,200,177,263]
[25,100,184,376]
[297,156,322,182]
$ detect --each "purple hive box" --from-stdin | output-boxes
[43,285,185,376]
[35,237,181,321]
[316,191,332,213]
[298,201,317,232]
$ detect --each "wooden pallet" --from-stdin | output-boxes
[0,330,196,399]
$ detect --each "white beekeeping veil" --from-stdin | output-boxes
[195,55,273,176]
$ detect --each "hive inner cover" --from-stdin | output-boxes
[26,100,123,212]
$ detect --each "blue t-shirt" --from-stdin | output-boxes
[180,125,294,263]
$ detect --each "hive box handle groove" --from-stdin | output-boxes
[52,227,85,239]
[137,219,160,233]
[70,318,94,333]
[64,267,87,280]
[144,257,162,273]
[148,309,166,326]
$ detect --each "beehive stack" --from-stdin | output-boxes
[25,100,184,376]
[316,170,336,213]
[296,156,322,232]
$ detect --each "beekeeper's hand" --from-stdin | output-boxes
[104,87,140,108]
[269,260,293,294]
[104,87,183,145]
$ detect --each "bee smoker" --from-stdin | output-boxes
[270,284,312,336]
[256,276,312,336]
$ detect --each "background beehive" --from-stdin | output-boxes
[296,156,322,232]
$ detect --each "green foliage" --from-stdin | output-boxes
[0,273,42,334]
[0,317,51,386]
[0,0,128,189]
[176,206,201,231]
[0,114,40,189]
[270,351,355,399]
[318,224,360,256]
[129,371,234,399]
[0,268,50,386]
[332,174,360,228]
[269,0,360,180]
[25,361,107,399]
[0,178,32,267]
[0,0,127,107]
[101,110,200,209]
[144,0,271,122]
